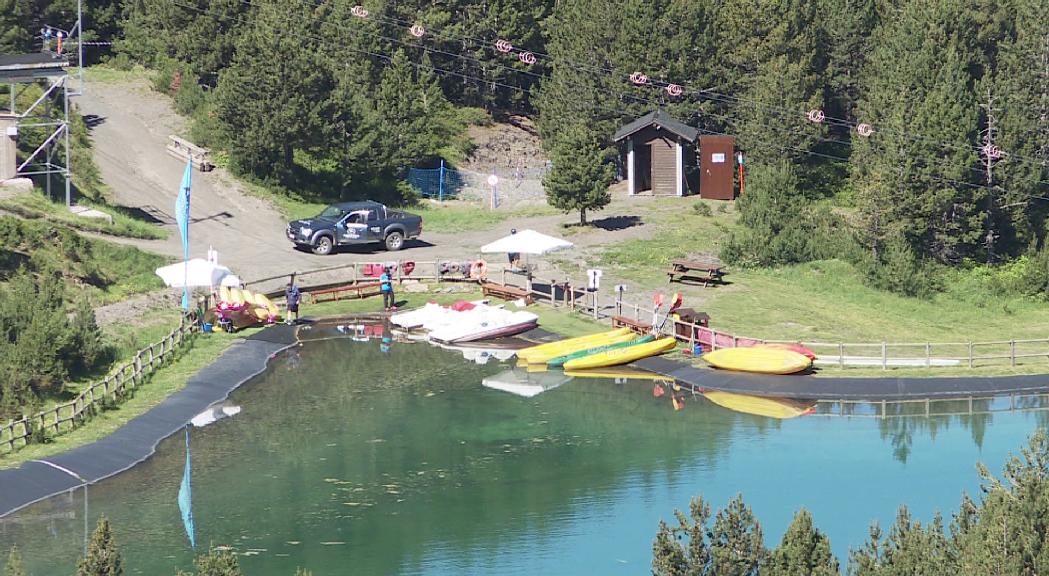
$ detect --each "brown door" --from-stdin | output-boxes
[649,137,676,195]
[699,136,735,200]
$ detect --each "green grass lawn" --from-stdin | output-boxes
[0,192,167,239]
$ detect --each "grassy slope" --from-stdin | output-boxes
[0,192,168,240]
[0,327,252,469]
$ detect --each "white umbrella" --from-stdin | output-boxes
[155,258,232,288]
[220,274,242,287]
[480,229,573,255]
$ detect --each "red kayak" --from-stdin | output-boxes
[757,342,817,360]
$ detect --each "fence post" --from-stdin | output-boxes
[592,291,599,320]
[925,343,931,368]
[839,343,845,368]
[968,342,974,368]
[1011,340,1016,367]
[881,341,887,370]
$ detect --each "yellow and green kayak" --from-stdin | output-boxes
[702,347,812,375]
[565,366,669,381]
[563,337,677,370]
[547,335,654,367]
[516,328,632,364]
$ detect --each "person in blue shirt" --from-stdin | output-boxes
[380,267,395,311]
[285,280,301,325]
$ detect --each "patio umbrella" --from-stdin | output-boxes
[480,229,573,255]
[155,258,232,289]
[219,274,242,287]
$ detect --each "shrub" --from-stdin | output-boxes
[692,202,712,217]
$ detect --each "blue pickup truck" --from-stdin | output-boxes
[286,201,423,254]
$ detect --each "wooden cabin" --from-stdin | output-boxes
[613,111,737,200]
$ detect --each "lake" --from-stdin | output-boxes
[1,323,1045,574]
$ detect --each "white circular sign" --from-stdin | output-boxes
[487,174,499,186]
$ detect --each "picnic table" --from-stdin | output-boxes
[667,258,725,287]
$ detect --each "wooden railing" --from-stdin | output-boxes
[0,311,201,455]
[495,277,1049,371]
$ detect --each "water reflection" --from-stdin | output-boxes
[2,334,1048,575]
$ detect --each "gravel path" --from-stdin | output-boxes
[78,77,679,322]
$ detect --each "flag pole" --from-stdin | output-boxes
[176,160,193,310]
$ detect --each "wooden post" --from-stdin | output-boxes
[925,343,931,368]
[1011,340,1016,367]
[968,342,974,368]
[881,341,887,370]
[592,291,599,320]
[839,343,845,368]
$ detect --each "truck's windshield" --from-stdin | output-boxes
[317,206,342,219]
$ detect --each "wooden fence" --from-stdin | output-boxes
[502,277,1049,371]
[243,262,1049,371]
[0,311,201,455]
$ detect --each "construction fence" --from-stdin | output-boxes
[406,162,550,207]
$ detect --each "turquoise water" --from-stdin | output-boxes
[1,325,1046,575]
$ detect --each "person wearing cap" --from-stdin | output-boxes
[507,228,521,269]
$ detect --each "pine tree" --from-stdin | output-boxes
[721,161,823,266]
[4,546,25,576]
[542,124,615,225]
[715,0,827,163]
[954,431,1049,574]
[121,0,247,80]
[190,548,242,576]
[709,494,766,576]
[366,49,452,175]
[76,516,122,576]
[819,0,877,121]
[850,0,983,264]
[766,509,839,576]
[651,496,713,575]
[0,0,31,54]
[985,0,1049,255]
[213,0,332,181]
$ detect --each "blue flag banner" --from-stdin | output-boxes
[175,160,192,310]
[178,426,196,550]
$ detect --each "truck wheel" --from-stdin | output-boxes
[385,231,405,251]
[312,235,334,255]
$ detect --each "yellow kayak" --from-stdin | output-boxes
[564,366,669,381]
[563,337,677,370]
[517,328,632,364]
[703,347,812,375]
[703,390,816,419]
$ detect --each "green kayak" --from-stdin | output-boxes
[547,335,656,367]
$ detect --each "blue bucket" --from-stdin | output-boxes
[202,322,214,333]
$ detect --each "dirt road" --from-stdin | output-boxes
[80,77,681,322]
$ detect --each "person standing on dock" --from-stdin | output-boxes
[285,280,301,325]
[380,266,395,311]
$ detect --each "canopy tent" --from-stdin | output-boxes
[156,258,232,289]
[480,229,573,255]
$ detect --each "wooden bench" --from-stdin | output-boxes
[308,281,382,303]
[166,135,214,172]
[611,315,653,335]
[667,258,725,287]
[481,282,533,304]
